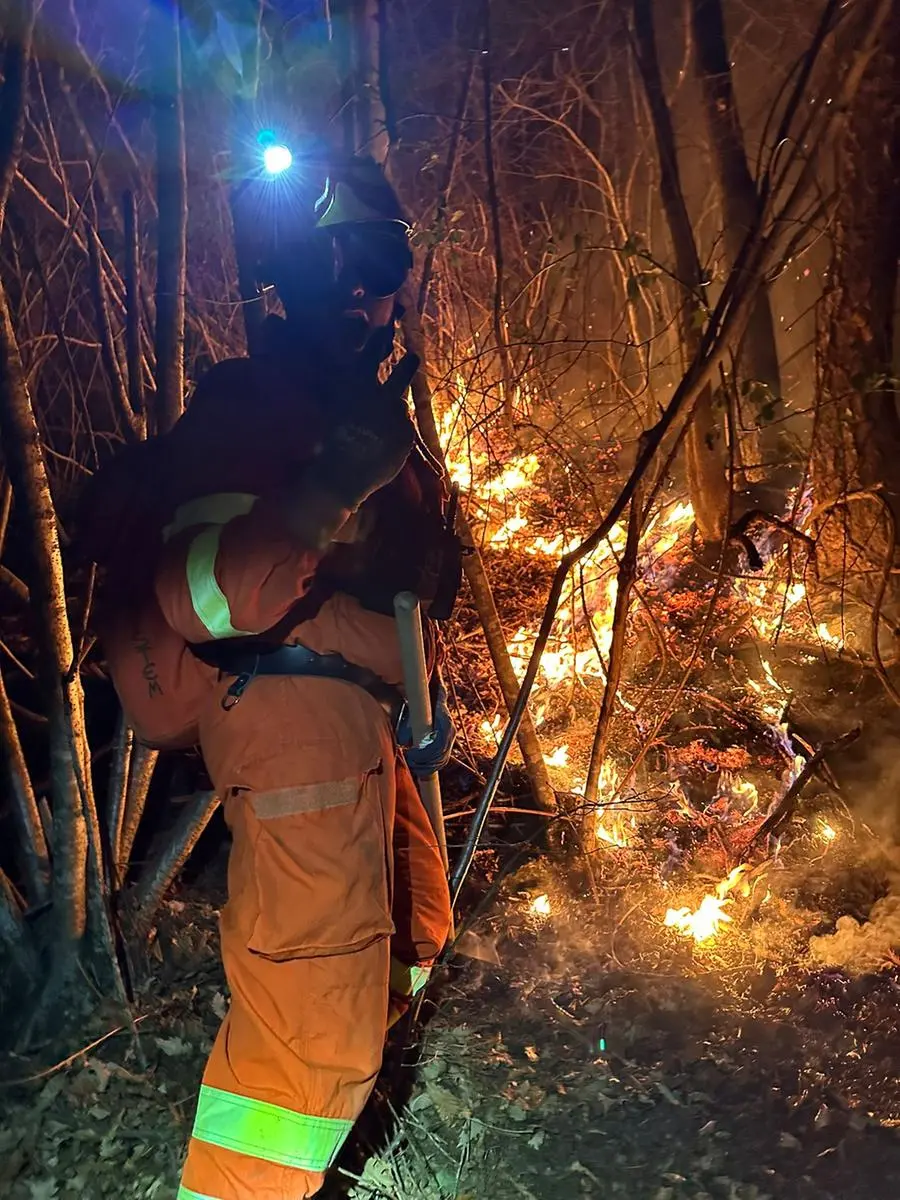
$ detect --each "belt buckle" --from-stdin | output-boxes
[221,655,260,711]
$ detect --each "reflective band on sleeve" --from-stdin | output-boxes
[163,492,258,543]
[389,958,431,998]
[191,1085,353,1172]
[186,526,253,639]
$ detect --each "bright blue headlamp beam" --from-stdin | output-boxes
[262,144,293,176]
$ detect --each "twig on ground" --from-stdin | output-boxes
[1,1014,149,1086]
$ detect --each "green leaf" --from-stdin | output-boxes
[155,1035,190,1057]
[410,1091,434,1113]
[27,1181,58,1200]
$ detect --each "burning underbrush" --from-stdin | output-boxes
[438,377,900,973]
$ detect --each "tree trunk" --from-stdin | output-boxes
[0,278,92,966]
[88,226,139,441]
[481,0,513,427]
[353,0,389,163]
[107,714,134,890]
[153,0,187,433]
[584,492,641,811]
[0,868,37,980]
[0,663,49,906]
[123,191,146,428]
[691,0,783,493]
[0,0,35,233]
[631,0,729,543]
[811,18,900,652]
[130,792,220,933]
[0,6,97,982]
[119,744,159,875]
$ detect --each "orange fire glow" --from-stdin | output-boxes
[664,865,750,943]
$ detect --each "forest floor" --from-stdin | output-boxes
[3,825,900,1200]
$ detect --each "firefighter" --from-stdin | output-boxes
[143,155,456,1199]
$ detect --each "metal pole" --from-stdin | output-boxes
[393,591,450,871]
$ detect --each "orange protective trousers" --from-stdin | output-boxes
[178,676,452,1200]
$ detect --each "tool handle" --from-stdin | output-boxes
[393,591,450,871]
[393,590,433,743]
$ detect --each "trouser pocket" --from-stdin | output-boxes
[226,755,395,960]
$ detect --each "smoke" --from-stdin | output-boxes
[809,894,900,974]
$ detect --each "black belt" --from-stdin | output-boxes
[191,641,404,719]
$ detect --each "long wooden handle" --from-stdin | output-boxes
[393,591,450,871]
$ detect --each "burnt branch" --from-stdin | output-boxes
[749,727,861,848]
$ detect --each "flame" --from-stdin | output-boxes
[570,761,632,847]
[479,713,502,745]
[530,893,551,916]
[543,744,569,768]
[816,622,844,650]
[664,864,749,943]
[719,774,759,812]
[596,813,631,848]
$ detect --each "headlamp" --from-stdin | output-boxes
[257,130,293,177]
[263,144,293,175]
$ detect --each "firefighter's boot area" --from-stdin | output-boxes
[179,678,451,1200]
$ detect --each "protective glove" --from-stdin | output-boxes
[398,684,456,778]
[281,346,419,549]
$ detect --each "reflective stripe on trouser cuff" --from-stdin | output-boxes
[191,1085,353,1172]
[389,958,431,998]
[185,526,253,639]
[177,1186,222,1200]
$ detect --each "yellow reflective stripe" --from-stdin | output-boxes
[186,526,253,639]
[163,492,258,543]
[177,1187,221,1200]
[390,957,431,997]
[191,1085,353,1171]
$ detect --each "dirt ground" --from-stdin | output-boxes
[3,834,900,1200]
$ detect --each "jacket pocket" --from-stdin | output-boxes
[234,758,394,960]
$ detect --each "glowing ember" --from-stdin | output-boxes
[818,820,837,843]
[530,894,551,916]
[664,864,750,943]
